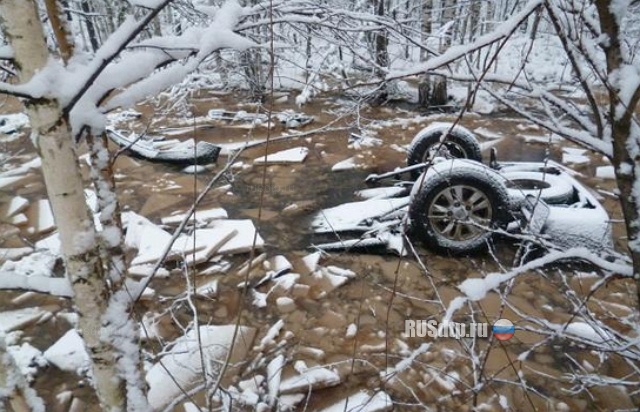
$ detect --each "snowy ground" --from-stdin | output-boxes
[0,90,638,411]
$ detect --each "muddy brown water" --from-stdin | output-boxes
[1,94,638,411]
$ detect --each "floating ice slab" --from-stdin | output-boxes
[279,364,341,394]
[128,264,170,278]
[253,147,309,164]
[130,223,173,266]
[35,232,60,255]
[213,219,265,255]
[331,157,357,172]
[1,250,57,277]
[43,329,90,374]
[596,165,615,180]
[321,391,392,412]
[195,279,218,297]
[0,195,29,218]
[311,197,410,233]
[7,342,47,382]
[562,148,590,165]
[0,175,29,191]
[173,227,237,265]
[0,308,46,333]
[161,207,228,225]
[301,251,322,273]
[146,325,256,410]
[27,199,56,234]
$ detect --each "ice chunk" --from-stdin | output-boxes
[0,308,46,333]
[0,195,29,217]
[146,325,256,410]
[331,157,357,171]
[43,329,90,374]
[596,166,615,180]
[311,198,410,233]
[301,251,321,274]
[128,264,170,278]
[195,279,218,297]
[276,297,296,313]
[7,342,47,382]
[320,391,392,412]
[253,147,309,164]
[0,175,29,191]
[562,148,590,165]
[279,364,341,394]
[213,219,265,255]
[27,199,56,234]
[172,227,237,266]
[161,207,228,225]
[130,223,173,265]
[266,355,285,406]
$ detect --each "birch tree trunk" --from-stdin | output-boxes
[0,0,127,409]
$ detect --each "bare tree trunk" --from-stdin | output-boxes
[420,0,433,61]
[81,0,100,52]
[371,0,388,105]
[44,0,74,61]
[0,0,127,409]
[595,0,640,305]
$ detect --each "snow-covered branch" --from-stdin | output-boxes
[386,0,544,80]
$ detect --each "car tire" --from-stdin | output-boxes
[407,124,482,180]
[409,167,511,255]
[502,171,574,205]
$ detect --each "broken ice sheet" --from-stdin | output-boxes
[213,219,265,255]
[561,147,590,165]
[596,165,615,180]
[161,207,228,225]
[311,197,410,233]
[0,195,29,218]
[7,342,47,382]
[331,157,358,172]
[25,199,56,234]
[253,146,309,164]
[0,307,47,333]
[146,325,256,410]
[43,329,91,374]
[320,390,392,412]
[279,362,341,394]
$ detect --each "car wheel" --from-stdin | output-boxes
[407,124,482,180]
[502,171,574,205]
[409,167,510,255]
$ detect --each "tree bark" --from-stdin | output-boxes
[0,0,127,409]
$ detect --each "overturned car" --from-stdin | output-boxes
[311,123,613,256]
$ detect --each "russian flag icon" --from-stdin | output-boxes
[492,319,514,341]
